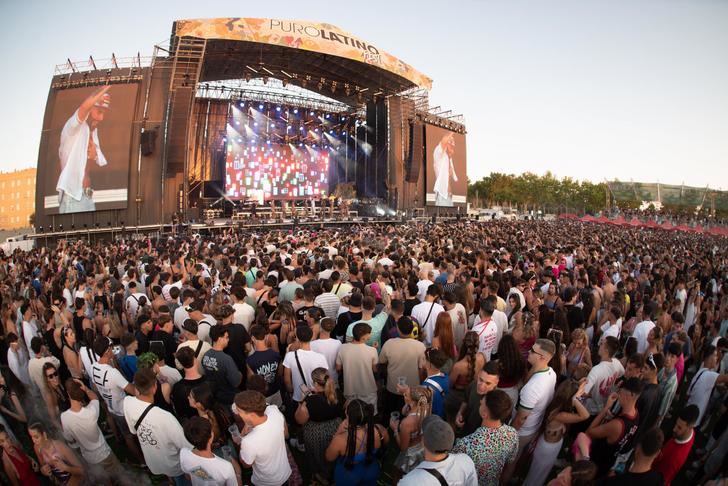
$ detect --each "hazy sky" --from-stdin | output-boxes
[2,0,727,188]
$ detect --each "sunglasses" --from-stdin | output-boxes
[46,372,58,379]
[529,346,545,358]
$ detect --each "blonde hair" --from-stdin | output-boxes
[408,386,433,433]
[571,328,587,346]
[312,367,338,406]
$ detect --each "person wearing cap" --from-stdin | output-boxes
[399,414,476,485]
[175,319,211,373]
[56,86,112,214]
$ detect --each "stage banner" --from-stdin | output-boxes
[39,84,138,215]
[175,18,432,90]
[425,125,467,207]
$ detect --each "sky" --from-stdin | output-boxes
[1,0,727,188]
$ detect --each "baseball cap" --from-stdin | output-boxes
[94,93,111,109]
[422,415,454,453]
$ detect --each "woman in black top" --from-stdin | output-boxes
[41,363,70,425]
[295,367,344,482]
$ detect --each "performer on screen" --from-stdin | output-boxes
[56,86,112,214]
[432,132,458,207]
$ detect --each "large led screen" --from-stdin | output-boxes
[425,125,467,206]
[39,84,138,214]
[225,143,329,201]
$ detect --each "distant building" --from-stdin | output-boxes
[0,168,36,230]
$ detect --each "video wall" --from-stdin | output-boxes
[425,125,467,206]
[225,143,329,201]
[39,84,138,214]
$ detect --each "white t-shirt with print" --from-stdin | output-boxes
[517,367,556,437]
[123,396,192,477]
[180,448,236,486]
[471,318,498,361]
[583,359,624,415]
[91,362,129,416]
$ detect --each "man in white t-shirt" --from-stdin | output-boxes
[174,289,195,333]
[632,303,656,354]
[599,306,622,346]
[124,368,192,482]
[61,379,127,483]
[580,336,625,415]
[282,326,329,402]
[28,337,60,397]
[471,300,498,361]
[416,270,435,302]
[231,287,255,331]
[56,87,111,213]
[90,336,140,460]
[686,344,728,425]
[443,292,468,350]
[511,338,557,460]
[411,284,445,346]
[180,416,237,486]
[125,281,147,322]
[310,317,342,383]
[234,391,292,486]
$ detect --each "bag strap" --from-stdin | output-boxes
[134,403,156,430]
[335,282,342,294]
[194,340,204,358]
[294,350,308,386]
[424,467,448,486]
[256,290,269,306]
[423,301,436,327]
[688,368,707,397]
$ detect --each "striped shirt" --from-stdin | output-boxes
[315,292,342,318]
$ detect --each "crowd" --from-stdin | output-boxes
[0,218,726,486]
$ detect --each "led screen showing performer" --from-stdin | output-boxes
[425,125,467,207]
[39,84,138,214]
[225,143,329,202]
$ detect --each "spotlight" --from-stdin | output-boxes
[310,111,314,116]
[293,108,298,114]
[49,225,53,231]
[240,101,244,107]
[39,226,43,233]
[59,224,63,231]
[259,104,264,110]
[276,106,281,112]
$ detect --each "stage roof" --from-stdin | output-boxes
[173,18,432,104]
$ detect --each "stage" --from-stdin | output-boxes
[31,214,436,243]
